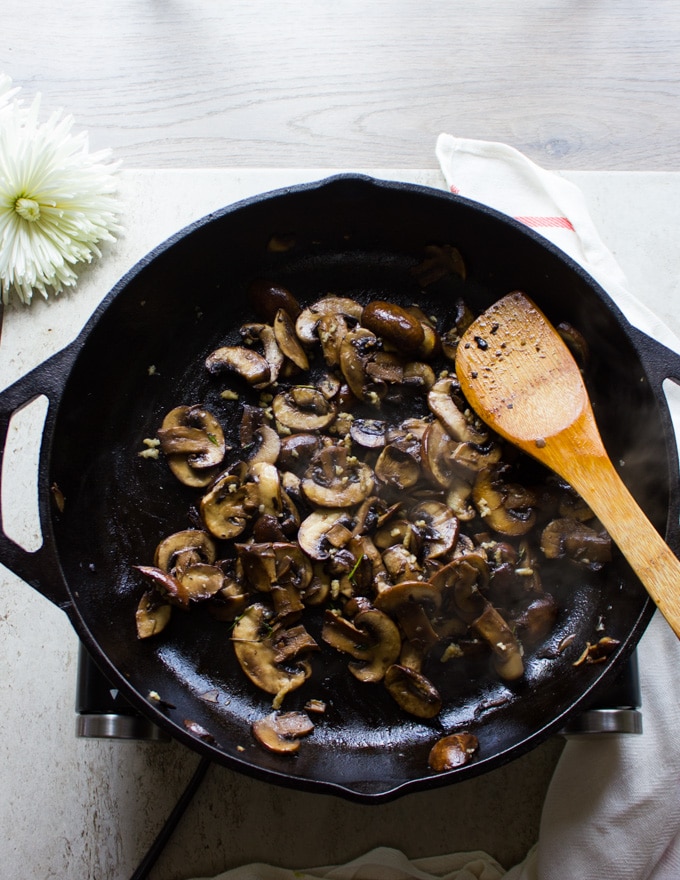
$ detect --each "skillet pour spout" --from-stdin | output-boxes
[0,174,678,802]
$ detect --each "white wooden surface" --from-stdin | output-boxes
[2,0,680,171]
[2,1,680,877]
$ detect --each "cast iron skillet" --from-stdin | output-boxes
[1,175,679,804]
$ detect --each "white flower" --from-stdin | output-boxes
[0,76,121,305]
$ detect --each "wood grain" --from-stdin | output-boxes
[3,0,680,170]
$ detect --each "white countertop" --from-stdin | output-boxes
[1,168,680,880]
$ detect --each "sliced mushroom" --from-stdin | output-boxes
[272,387,337,432]
[375,580,442,652]
[273,308,310,371]
[411,501,460,560]
[205,345,271,388]
[154,529,217,573]
[427,378,488,444]
[473,465,537,537]
[157,405,227,486]
[248,460,283,516]
[241,322,285,385]
[347,607,402,683]
[252,711,314,754]
[512,594,559,645]
[301,445,375,508]
[246,424,282,465]
[428,732,479,772]
[540,518,612,567]
[199,471,260,540]
[339,326,383,403]
[430,554,490,623]
[349,418,387,449]
[295,296,363,344]
[297,509,352,561]
[232,604,314,708]
[316,314,350,368]
[135,591,172,639]
[278,432,325,473]
[471,602,524,681]
[384,664,443,719]
[248,279,302,322]
[374,443,421,491]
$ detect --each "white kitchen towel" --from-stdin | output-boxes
[189,140,680,880]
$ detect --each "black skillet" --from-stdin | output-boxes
[1,174,678,803]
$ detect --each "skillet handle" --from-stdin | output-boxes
[627,324,680,556]
[0,347,76,610]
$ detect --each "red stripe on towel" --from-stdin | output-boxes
[515,215,574,230]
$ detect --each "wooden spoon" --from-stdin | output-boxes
[456,290,680,639]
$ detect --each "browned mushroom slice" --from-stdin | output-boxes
[381,544,423,582]
[471,603,524,681]
[135,590,172,639]
[154,529,217,573]
[428,732,479,772]
[248,279,302,322]
[410,501,460,560]
[512,594,559,645]
[339,326,384,403]
[178,563,226,602]
[450,439,503,476]
[205,345,271,388]
[446,476,477,522]
[473,465,537,537]
[237,542,313,595]
[349,418,387,449]
[277,432,324,473]
[301,445,375,508]
[573,636,621,666]
[157,405,227,486]
[402,361,437,390]
[295,296,364,344]
[316,314,350,368]
[246,424,281,465]
[384,664,443,719]
[200,472,260,540]
[273,308,310,371]
[272,386,337,432]
[297,509,353,561]
[252,711,314,754]
[421,419,458,488]
[374,443,421,491]
[540,518,612,567]
[346,608,402,683]
[361,300,426,354]
[427,378,488,444]
[241,322,285,385]
[375,580,442,653]
[430,553,490,623]
[322,610,373,657]
[134,564,191,608]
[232,604,313,708]
[248,461,283,516]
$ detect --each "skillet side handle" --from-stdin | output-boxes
[627,324,680,557]
[0,349,76,610]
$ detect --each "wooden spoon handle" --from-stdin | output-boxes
[553,427,680,638]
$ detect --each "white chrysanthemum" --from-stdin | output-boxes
[0,77,121,305]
